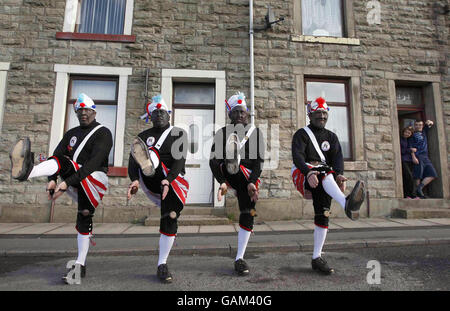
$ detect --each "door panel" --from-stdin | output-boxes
[174,109,214,204]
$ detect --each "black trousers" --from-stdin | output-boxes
[223,168,256,231]
[141,167,184,236]
[401,161,416,198]
[304,165,337,228]
[49,156,95,235]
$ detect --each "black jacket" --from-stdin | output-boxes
[128,124,188,183]
[209,124,265,185]
[292,124,344,176]
[49,120,113,187]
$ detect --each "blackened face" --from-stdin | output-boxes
[77,108,96,127]
[151,109,170,128]
[229,106,249,125]
[309,111,328,129]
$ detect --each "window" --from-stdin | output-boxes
[305,78,352,160]
[76,0,126,35]
[396,86,424,129]
[292,0,359,45]
[302,0,344,37]
[173,83,215,109]
[50,64,132,173]
[188,124,200,154]
[57,0,135,42]
[66,76,119,165]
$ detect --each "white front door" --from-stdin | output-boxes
[174,109,214,204]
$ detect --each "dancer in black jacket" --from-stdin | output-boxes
[291,97,365,275]
[210,92,265,276]
[10,93,112,283]
[127,94,188,283]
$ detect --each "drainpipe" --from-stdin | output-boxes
[249,0,255,125]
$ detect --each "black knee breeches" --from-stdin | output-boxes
[223,169,256,231]
[49,155,95,235]
[304,166,337,228]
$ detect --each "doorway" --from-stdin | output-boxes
[172,83,215,205]
[396,84,441,198]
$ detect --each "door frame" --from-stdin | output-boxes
[388,73,448,199]
[161,69,226,207]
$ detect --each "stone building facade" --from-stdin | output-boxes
[0,0,448,223]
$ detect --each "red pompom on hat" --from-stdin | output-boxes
[226,91,247,112]
[74,93,96,112]
[307,96,330,114]
[143,94,170,122]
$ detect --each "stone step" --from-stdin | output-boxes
[397,199,450,209]
[391,208,450,219]
[144,215,231,226]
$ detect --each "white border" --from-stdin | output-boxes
[0,62,10,134]
[63,0,134,35]
[50,64,132,167]
[161,69,226,207]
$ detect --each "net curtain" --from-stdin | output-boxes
[302,0,343,37]
[78,0,126,35]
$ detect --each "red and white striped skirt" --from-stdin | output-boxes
[139,161,189,207]
[66,160,108,208]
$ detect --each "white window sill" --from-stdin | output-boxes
[291,35,360,46]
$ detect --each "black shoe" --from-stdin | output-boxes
[131,137,155,177]
[344,180,365,221]
[225,133,240,175]
[10,137,34,181]
[311,257,334,275]
[234,259,249,276]
[157,264,173,283]
[62,264,81,285]
[81,265,86,278]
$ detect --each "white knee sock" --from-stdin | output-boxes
[312,225,328,259]
[235,228,251,261]
[28,159,59,180]
[75,233,90,266]
[158,234,175,266]
[322,174,346,209]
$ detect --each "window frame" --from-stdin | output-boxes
[51,64,132,176]
[0,62,9,134]
[295,67,365,170]
[304,77,353,161]
[56,0,135,43]
[65,75,120,166]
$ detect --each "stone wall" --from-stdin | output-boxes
[0,0,448,222]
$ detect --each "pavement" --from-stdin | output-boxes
[1,217,450,257]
